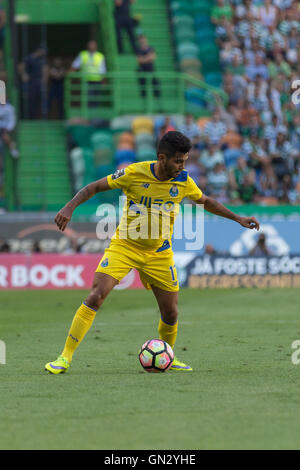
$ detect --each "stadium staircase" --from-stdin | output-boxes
[17,121,72,211]
[115,0,176,112]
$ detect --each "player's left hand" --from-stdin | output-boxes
[238,216,260,231]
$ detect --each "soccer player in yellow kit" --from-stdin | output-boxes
[45,132,259,374]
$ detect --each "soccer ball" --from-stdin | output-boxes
[139,339,174,373]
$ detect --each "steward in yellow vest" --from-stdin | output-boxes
[72,40,106,82]
[79,50,105,82]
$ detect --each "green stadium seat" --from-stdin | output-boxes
[199,41,219,54]
[175,29,197,45]
[110,116,133,131]
[195,14,212,28]
[204,72,222,87]
[70,148,85,191]
[177,42,200,60]
[172,15,194,29]
[185,87,208,107]
[196,28,215,43]
[170,1,193,16]
[136,146,157,162]
[90,131,113,149]
[193,0,211,15]
[94,147,114,167]
[135,133,155,147]
[67,125,95,148]
[179,57,202,72]
[96,164,115,180]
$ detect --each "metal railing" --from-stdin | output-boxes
[64,71,228,120]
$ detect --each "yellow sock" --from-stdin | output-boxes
[62,303,97,363]
[158,318,178,349]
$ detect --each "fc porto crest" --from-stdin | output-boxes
[169,184,179,197]
[101,258,109,267]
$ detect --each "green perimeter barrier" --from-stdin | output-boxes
[65,71,228,120]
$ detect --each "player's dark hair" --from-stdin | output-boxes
[157,131,192,159]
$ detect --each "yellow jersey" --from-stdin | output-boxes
[107,161,203,252]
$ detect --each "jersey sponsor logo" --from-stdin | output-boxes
[112,168,125,180]
[101,258,109,267]
[141,183,150,188]
[137,196,175,211]
[169,184,179,197]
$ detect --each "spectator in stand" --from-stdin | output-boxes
[136,35,160,102]
[249,82,269,113]
[269,130,298,180]
[18,45,48,119]
[244,38,266,67]
[223,71,246,104]
[263,114,286,146]
[157,116,176,140]
[285,27,299,65]
[278,173,299,203]
[249,233,272,256]
[0,239,9,252]
[234,0,259,20]
[185,148,204,186]
[258,0,279,28]
[71,40,107,108]
[273,0,293,11]
[290,114,300,151]
[211,0,234,26]
[204,244,225,256]
[204,109,227,145]
[228,156,257,204]
[225,52,245,77]
[0,100,19,159]
[0,99,19,203]
[242,132,269,173]
[214,0,300,205]
[47,57,66,120]
[32,240,43,253]
[245,55,269,81]
[178,114,202,148]
[199,143,225,172]
[206,162,229,203]
[215,17,232,44]
[114,0,138,54]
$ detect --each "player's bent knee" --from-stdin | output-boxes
[162,307,178,325]
[85,286,106,311]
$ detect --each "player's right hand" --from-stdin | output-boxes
[54,206,73,231]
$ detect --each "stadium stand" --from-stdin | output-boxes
[17,121,72,210]
[1,0,300,212]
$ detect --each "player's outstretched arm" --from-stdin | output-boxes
[196,194,260,231]
[55,177,110,231]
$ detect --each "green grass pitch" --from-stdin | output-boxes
[0,288,300,450]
